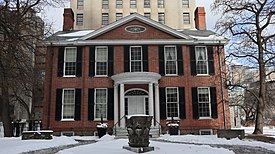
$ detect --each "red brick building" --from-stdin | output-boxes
[43,10,230,136]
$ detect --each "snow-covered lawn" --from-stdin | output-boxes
[0,127,274,154]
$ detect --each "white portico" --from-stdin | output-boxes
[111,72,161,128]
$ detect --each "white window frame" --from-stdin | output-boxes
[77,0,84,9]
[144,0,150,8]
[164,46,178,75]
[61,88,75,121]
[166,87,179,119]
[197,87,211,119]
[182,0,189,8]
[199,129,213,135]
[102,0,109,9]
[64,47,77,77]
[94,88,108,121]
[95,46,108,76]
[102,13,109,26]
[158,0,164,8]
[116,0,123,8]
[195,46,209,75]
[130,0,137,8]
[130,46,143,72]
[76,14,83,26]
[158,13,165,24]
[183,13,190,24]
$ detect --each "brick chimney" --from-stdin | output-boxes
[194,7,206,30]
[63,8,74,31]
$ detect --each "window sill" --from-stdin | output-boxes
[61,119,75,122]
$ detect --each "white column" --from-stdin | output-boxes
[154,83,160,127]
[120,84,125,128]
[149,83,154,126]
[114,84,118,128]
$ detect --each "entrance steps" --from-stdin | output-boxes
[114,127,160,139]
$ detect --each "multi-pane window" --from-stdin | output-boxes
[158,13,165,24]
[182,0,189,8]
[116,13,123,21]
[102,13,109,25]
[158,0,164,8]
[198,87,211,118]
[116,0,123,8]
[77,0,84,9]
[144,13,151,19]
[76,14,83,26]
[183,13,190,24]
[62,89,75,119]
[130,0,137,8]
[102,0,109,9]
[95,89,107,119]
[64,47,77,76]
[195,46,208,75]
[95,46,108,76]
[130,46,142,72]
[165,46,177,75]
[166,87,179,118]
[144,0,150,8]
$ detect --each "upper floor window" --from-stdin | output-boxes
[183,13,190,24]
[144,13,151,19]
[64,47,77,76]
[158,13,165,24]
[158,0,164,8]
[197,87,211,118]
[195,46,208,75]
[95,88,107,120]
[77,0,84,9]
[166,87,179,118]
[76,14,83,26]
[144,0,150,8]
[116,13,123,21]
[182,0,189,8]
[62,89,75,120]
[165,46,177,75]
[130,0,137,8]
[102,13,109,26]
[116,0,123,8]
[130,46,142,72]
[95,46,108,76]
[102,0,109,9]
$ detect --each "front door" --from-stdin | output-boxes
[127,96,145,115]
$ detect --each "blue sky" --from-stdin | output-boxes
[43,0,219,32]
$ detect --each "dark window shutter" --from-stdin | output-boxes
[210,87,218,119]
[88,89,94,120]
[208,46,215,75]
[55,89,62,121]
[124,46,130,72]
[190,46,197,76]
[159,46,165,76]
[142,45,148,72]
[74,89,81,121]
[192,87,199,119]
[179,87,185,119]
[177,45,184,75]
[107,88,114,120]
[159,87,166,120]
[89,46,95,77]
[76,47,82,77]
[108,46,114,76]
[57,47,64,77]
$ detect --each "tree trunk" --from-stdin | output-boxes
[1,86,13,137]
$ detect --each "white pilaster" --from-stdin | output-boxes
[154,83,160,127]
[149,83,154,126]
[114,84,118,128]
[120,84,125,128]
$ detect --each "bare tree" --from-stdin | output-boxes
[0,0,66,137]
[212,0,275,134]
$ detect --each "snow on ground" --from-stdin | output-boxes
[0,127,274,154]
